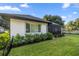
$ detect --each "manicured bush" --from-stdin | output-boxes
[40,33,53,41]
[12,32,53,47]
[20,36,26,44]
[13,34,23,46]
[40,33,48,41]
[33,34,42,42]
[46,32,53,40]
[24,34,34,43]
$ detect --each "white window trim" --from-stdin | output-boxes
[26,23,42,34]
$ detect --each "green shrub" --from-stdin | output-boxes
[40,33,47,41]
[46,32,53,40]
[24,34,34,43]
[40,33,53,41]
[0,31,10,49]
[0,32,10,42]
[18,36,25,45]
[20,36,25,44]
[33,34,41,42]
[12,32,53,47]
[0,44,3,49]
[13,34,23,46]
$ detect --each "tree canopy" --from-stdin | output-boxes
[65,18,79,31]
[43,15,64,26]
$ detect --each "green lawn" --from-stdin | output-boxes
[8,35,79,56]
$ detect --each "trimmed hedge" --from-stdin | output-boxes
[12,32,53,47]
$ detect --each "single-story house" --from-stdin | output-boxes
[0,13,63,37]
[0,13,49,36]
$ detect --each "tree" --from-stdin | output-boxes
[75,18,79,28]
[66,21,74,31]
[43,15,52,21]
[43,15,64,26]
[65,18,79,31]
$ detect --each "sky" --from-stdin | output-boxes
[0,3,79,24]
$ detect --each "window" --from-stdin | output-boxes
[31,24,41,33]
[38,24,41,32]
[26,23,41,33]
[26,23,30,33]
[31,24,38,32]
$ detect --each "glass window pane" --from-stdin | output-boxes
[26,23,30,33]
[31,24,41,33]
[38,24,41,32]
[31,24,38,32]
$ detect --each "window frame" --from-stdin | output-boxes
[26,23,41,33]
[26,23,30,33]
[38,24,41,32]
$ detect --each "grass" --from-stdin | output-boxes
[7,35,79,56]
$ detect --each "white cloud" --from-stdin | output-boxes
[20,3,29,8]
[0,6,21,11]
[62,3,71,9]
[61,16,67,19]
[73,11,77,14]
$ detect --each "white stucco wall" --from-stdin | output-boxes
[10,18,48,36]
[10,19,26,36]
[41,24,47,33]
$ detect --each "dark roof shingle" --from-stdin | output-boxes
[0,13,49,23]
